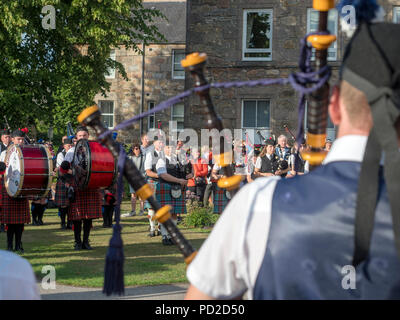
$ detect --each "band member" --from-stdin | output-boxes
[31,196,47,226]
[55,138,73,229]
[0,129,11,232]
[275,135,291,161]
[64,127,102,250]
[144,138,164,237]
[102,186,116,228]
[0,129,11,154]
[155,143,188,245]
[254,140,279,178]
[210,162,235,215]
[185,19,400,300]
[0,130,30,253]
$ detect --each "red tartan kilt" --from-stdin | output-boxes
[68,189,102,221]
[54,179,69,208]
[0,182,30,224]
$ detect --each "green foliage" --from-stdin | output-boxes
[0,0,166,138]
[184,202,220,228]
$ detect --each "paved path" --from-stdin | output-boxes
[39,282,189,300]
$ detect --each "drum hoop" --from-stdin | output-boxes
[41,144,54,198]
[5,144,24,198]
[73,139,92,190]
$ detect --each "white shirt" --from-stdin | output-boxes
[0,250,40,300]
[64,146,75,164]
[56,151,65,168]
[0,150,6,162]
[186,135,368,299]
[144,149,163,171]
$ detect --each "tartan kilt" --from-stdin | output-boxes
[156,182,186,215]
[68,188,102,221]
[213,184,229,214]
[0,181,30,224]
[54,179,69,208]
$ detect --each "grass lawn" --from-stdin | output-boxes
[0,201,211,288]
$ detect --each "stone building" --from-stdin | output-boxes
[93,0,187,144]
[184,0,400,144]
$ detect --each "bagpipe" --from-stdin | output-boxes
[76,0,337,296]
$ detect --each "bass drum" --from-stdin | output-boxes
[72,139,117,190]
[4,144,53,198]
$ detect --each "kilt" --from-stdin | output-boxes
[0,181,30,224]
[54,179,69,208]
[68,188,102,221]
[156,182,186,215]
[213,184,229,214]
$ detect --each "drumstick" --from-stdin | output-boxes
[77,106,197,265]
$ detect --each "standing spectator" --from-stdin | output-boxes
[123,142,145,217]
[140,133,153,155]
[325,139,333,152]
[246,151,259,183]
[287,143,309,178]
[187,148,208,206]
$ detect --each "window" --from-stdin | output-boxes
[172,50,185,79]
[105,49,116,79]
[171,103,184,131]
[148,101,156,130]
[307,8,338,61]
[394,7,400,23]
[242,100,270,128]
[242,9,273,61]
[98,100,114,128]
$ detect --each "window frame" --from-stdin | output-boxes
[172,49,185,80]
[241,99,271,129]
[148,101,156,130]
[394,7,400,23]
[306,8,338,61]
[171,102,185,132]
[98,100,114,129]
[105,49,116,79]
[242,9,273,62]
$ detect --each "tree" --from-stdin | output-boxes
[0,0,165,138]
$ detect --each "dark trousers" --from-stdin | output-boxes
[6,224,24,250]
[188,184,206,207]
[73,219,92,245]
[102,205,114,227]
[59,207,69,227]
[203,183,215,207]
[32,203,45,225]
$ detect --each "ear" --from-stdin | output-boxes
[328,85,341,126]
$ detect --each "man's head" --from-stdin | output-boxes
[277,135,287,148]
[1,129,11,146]
[141,133,149,147]
[325,140,333,152]
[11,130,26,145]
[153,138,164,152]
[62,135,68,143]
[63,138,73,152]
[76,126,89,140]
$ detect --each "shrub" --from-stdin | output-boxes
[184,202,220,228]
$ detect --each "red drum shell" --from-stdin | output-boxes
[5,144,53,198]
[73,140,116,190]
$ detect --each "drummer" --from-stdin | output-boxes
[0,129,11,233]
[64,126,102,250]
[0,129,30,253]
